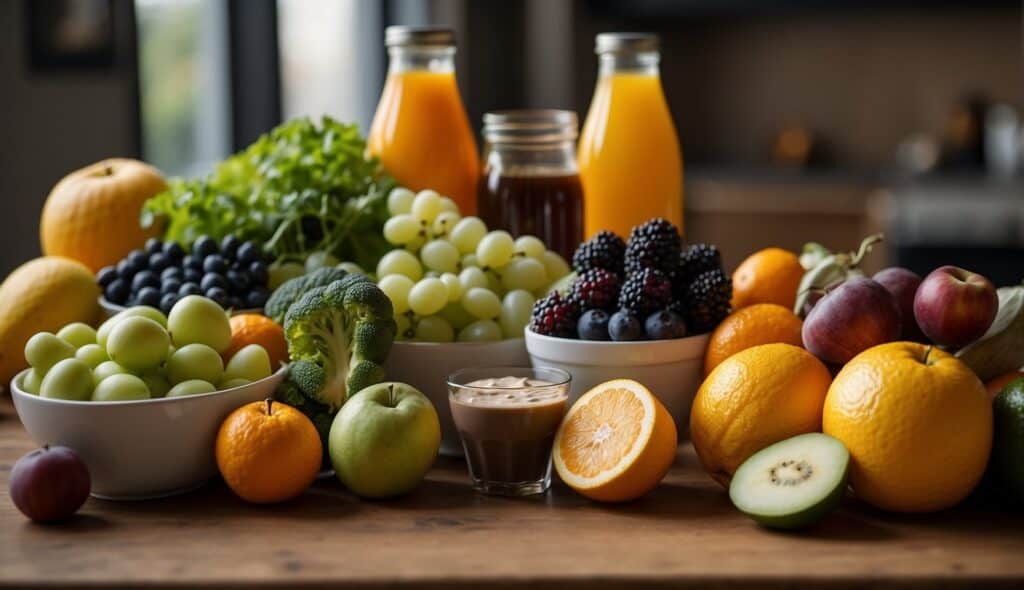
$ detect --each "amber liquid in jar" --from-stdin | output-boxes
[477,110,584,261]
[478,171,583,261]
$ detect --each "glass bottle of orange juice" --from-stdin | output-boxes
[368,27,479,214]
[578,33,683,238]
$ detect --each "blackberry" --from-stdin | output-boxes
[677,243,722,285]
[624,218,681,275]
[572,230,626,276]
[618,268,672,317]
[529,291,581,338]
[684,268,732,334]
[569,268,621,311]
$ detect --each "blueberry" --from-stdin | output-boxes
[236,241,261,265]
[644,310,687,340]
[161,279,182,295]
[128,249,149,270]
[131,270,160,292]
[609,310,643,342]
[178,282,202,297]
[162,241,185,260]
[220,235,241,259]
[117,257,140,278]
[205,287,229,307]
[245,287,270,309]
[159,292,178,314]
[183,268,203,284]
[201,273,228,292]
[160,266,182,282]
[145,238,163,255]
[228,296,245,310]
[137,286,162,308]
[104,279,130,304]
[577,309,611,341]
[193,235,218,258]
[226,269,251,294]
[148,252,170,273]
[203,255,227,274]
[97,266,118,287]
[248,261,269,285]
[183,254,204,271]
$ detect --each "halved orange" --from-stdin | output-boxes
[553,379,677,502]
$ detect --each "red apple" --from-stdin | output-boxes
[802,277,902,365]
[8,445,91,523]
[913,266,998,348]
[873,267,927,342]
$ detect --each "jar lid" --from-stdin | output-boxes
[385,26,456,47]
[595,32,659,54]
[483,110,578,144]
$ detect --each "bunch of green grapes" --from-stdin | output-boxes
[21,296,273,402]
[376,188,571,342]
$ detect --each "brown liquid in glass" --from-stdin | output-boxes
[478,171,584,262]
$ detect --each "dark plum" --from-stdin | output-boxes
[873,267,927,342]
[802,277,901,365]
[9,445,90,523]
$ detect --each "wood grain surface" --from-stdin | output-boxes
[1,397,1022,590]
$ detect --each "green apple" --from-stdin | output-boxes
[328,382,440,498]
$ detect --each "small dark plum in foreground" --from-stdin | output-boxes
[9,445,91,523]
[873,267,926,342]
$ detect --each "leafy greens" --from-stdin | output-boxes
[142,116,395,270]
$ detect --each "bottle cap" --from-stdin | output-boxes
[385,26,456,47]
[595,32,659,54]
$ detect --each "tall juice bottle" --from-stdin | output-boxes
[368,26,479,213]
[578,33,683,238]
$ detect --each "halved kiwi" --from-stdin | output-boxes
[728,432,850,529]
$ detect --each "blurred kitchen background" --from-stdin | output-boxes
[1,0,1021,282]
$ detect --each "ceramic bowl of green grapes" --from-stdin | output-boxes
[10,367,287,500]
[386,339,530,456]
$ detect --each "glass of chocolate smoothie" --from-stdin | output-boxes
[447,367,571,496]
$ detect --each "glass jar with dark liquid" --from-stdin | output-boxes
[477,110,584,261]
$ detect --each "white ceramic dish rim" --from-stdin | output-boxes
[525,328,708,350]
[9,365,288,408]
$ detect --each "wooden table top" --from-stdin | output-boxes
[2,397,1023,590]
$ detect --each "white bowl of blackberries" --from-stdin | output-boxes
[97,235,273,316]
[524,218,731,436]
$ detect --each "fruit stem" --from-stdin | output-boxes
[103,165,113,176]
[922,345,934,366]
[265,398,274,416]
[849,233,884,267]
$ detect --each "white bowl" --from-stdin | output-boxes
[524,328,710,439]
[98,297,261,319]
[10,367,288,500]
[385,339,530,456]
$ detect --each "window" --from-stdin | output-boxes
[135,0,230,176]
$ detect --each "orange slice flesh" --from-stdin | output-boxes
[553,379,677,502]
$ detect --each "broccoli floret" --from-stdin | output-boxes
[265,267,350,323]
[283,278,395,411]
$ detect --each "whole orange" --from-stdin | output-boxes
[986,370,1024,400]
[690,343,832,487]
[224,314,288,369]
[41,159,167,272]
[824,342,992,513]
[731,247,804,311]
[216,399,321,503]
[703,303,803,376]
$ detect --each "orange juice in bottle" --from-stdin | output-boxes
[369,27,479,214]
[578,33,683,238]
